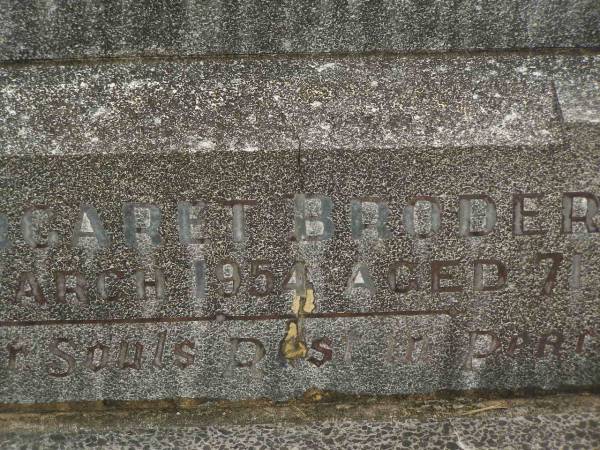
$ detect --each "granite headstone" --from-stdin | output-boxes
[0,2,599,405]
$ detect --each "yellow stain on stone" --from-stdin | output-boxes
[280,321,308,360]
[291,288,315,316]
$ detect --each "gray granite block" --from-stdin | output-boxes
[0,53,599,404]
[0,1,599,61]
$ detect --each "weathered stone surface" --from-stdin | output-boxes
[0,55,576,155]
[1,401,600,449]
[3,413,600,450]
[0,53,599,404]
[0,0,599,61]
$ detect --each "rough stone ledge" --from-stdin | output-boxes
[1,51,599,157]
[0,392,597,431]
[0,393,599,449]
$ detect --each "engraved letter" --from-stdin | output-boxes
[135,269,167,300]
[562,192,600,234]
[576,329,597,354]
[507,332,531,356]
[249,260,274,297]
[48,338,76,377]
[222,200,255,242]
[227,337,265,377]
[15,272,46,305]
[473,259,507,291]
[513,193,545,235]
[403,196,441,238]
[72,205,109,248]
[351,199,391,240]
[347,263,375,294]
[86,342,110,372]
[535,253,563,296]
[216,259,241,297]
[570,254,582,290]
[464,331,501,370]
[283,262,311,296]
[459,195,497,237]
[387,261,418,293]
[178,201,208,244]
[536,332,564,357]
[308,338,333,367]
[22,206,59,248]
[431,260,463,293]
[174,340,195,369]
[294,194,334,241]
[153,331,167,368]
[343,329,359,363]
[97,270,124,302]
[404,336,432,364]
[123,203,161,248]
[55,271,88,304]
[118,341,143,370]
[7,341,27,370]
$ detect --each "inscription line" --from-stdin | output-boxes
[0,309,457,328]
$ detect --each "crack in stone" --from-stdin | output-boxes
[550,79,570,153]
[551,80,566,126]
[296,135,304,193]
[2,47,600,69]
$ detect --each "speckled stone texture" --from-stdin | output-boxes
[0,52,599,404]
[0,0,599,61]
[0,411,599,449]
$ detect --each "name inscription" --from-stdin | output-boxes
[1,192,598,304]
[0,191,598,387]
[2,192,598,250]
